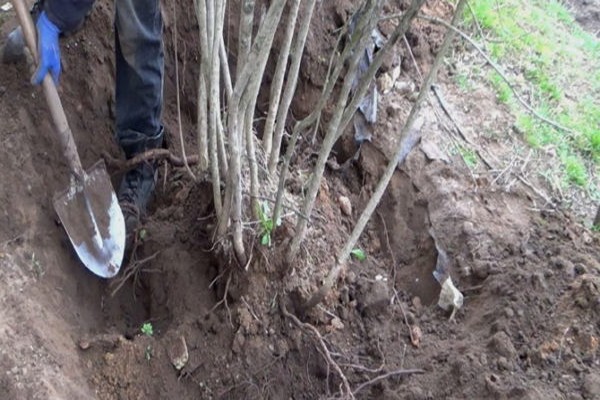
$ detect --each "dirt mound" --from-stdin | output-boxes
[1,1,599,399]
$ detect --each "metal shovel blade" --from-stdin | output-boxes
[53,160,125,278]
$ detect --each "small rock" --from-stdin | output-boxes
[395,79,415,95]
[410,325,423,348]
[488,331,517,359]
[412,296,423,313]
[232,329,245,354]
[582,372,600,399]
[504,307,515,318]
[78,339,91,350]
[168,335,189,371]
[103,353,115,364]
[575,263,588,275]
[357,280,390,317]
[338,195,352,216]
[330,317,344,330]
[497,356,512,371]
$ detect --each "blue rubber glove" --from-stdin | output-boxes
[32,11,61,85]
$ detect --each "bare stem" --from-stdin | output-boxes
[173,5,196,180]
[301,0,466,311]
[417,14,573,134]
[268,0,336,174]
[262,0,301,157]
[218,0,287,265]
[287,0,385,263]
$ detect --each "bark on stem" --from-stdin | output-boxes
[262,0,301,157]
[268,0,345,174]
[217,0,287,265]
[208,0,225,216]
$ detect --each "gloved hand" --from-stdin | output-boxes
[32,11,61,85]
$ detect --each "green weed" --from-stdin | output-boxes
[464,0,600,189]
[141,322,154,337]
[350,248,366,262]
[257,202,280,247]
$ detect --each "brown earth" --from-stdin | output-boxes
[0,1,599,399]
[565,0,600,36]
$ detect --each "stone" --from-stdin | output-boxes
[582,372,600,399]
[338,195,352,216]
[168,335,189,371]
[488,331,517,359]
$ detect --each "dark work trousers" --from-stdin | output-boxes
[114,0,164,159]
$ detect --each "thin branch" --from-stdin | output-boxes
[262,0,301,157]
[301,0,463,311]
[281,301,354,399]
[102,149,198,173]
[173,6,196,180]
[417,14,573,134]
[268,0,345,174]
[288,0,384,263]
[195,0,210,171]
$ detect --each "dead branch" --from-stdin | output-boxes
[280,301,354,399]
[110,251,160,298]
[300,0,464,312]
[102,149,198,173]
[418,14,574,135]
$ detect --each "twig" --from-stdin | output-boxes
[173,6,196,181]
[208,269,234,328]
[268,0,318,173]
[376,211,397,277]
[0,234,24,248]
[250,194,312,222]
[352,368,425,396]
[399,301,416,345]
[418,14,574,134]
[291,0,430,263]
[110,251,160,297]
[466,0,486,45]
[103,149,199,173]
[300,0,436,312]
[403,35,423,82]
[280,301,354,399]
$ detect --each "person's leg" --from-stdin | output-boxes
[114,0,164,233]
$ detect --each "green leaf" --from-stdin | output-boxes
[261,233,270,246]
[141,322,154,337]
[138,229,147,241]
[350,248,366,261]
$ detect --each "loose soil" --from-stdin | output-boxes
[0,1,599,399]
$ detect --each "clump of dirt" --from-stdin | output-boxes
[566,0,600,36]
[0,1,599,399]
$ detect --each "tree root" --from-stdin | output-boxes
[102,150,199,174]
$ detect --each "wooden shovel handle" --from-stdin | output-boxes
[11,0,85,178]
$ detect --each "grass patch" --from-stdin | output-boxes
[464,0,600,189]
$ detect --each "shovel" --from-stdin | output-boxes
[12,0,125,278]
